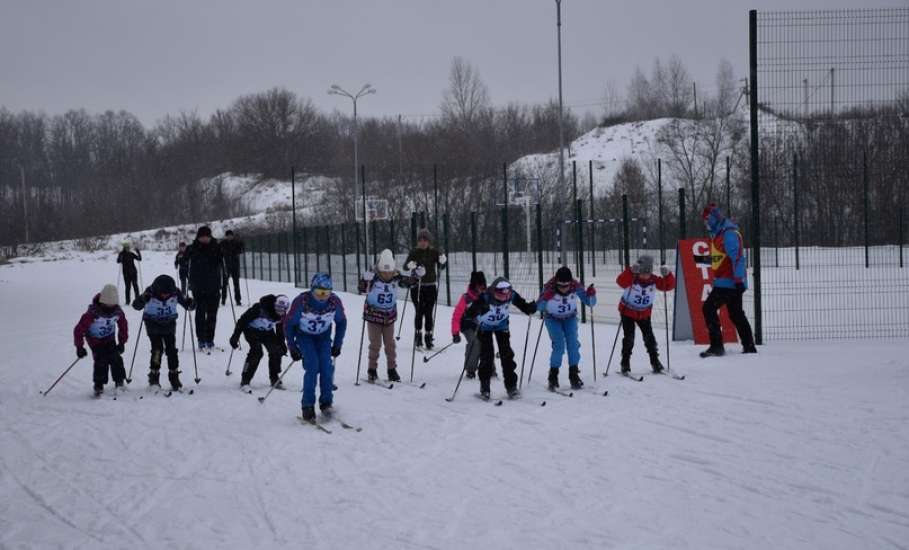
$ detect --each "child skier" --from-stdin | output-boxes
[132,275,195,391]
[229,294,291,391]
[403,228,447,350]
[174,242,190,295]
[616,255,675,374]
[536,266,597,390]
[464,278,536,399]
[73,284,129,397]
[285,273,347,421]
[358,249,418,383]
[450,271,487,379]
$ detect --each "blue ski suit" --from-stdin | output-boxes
[285,291,347,408]
[536,279,596,369]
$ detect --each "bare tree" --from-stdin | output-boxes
[441,57,491,131]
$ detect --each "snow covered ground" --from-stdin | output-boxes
[2,251,908,549]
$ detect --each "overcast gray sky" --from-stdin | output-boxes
[0,0,899,125]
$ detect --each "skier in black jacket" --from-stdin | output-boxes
[186,226,223,351]
[220,230,244,306]
[117,242,142,304]
[229,294,291,391]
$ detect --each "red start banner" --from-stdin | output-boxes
[672,238,739,344]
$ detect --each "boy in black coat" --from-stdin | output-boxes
[230,294,291,390]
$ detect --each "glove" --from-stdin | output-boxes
[131,298,144,311]
[362,270,375,281]
[631,263,640,274]
[76,346,88,359]
[660,266,670,277]
[331,346,342,358]
[405,261,416,271]
[452,333,461,344]
[525,301,537,315]
[278,343,288,356]
[586,285,596,297]
[414,266,427,278]
[116,343,125,355]
[229,334,240,349]
[185,297,196,310]
[438,254,447,266]
[735,282,746,292]
[290,349,302,362]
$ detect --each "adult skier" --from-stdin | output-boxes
[536,266,597,390]
[220,230,244,306]
[174,242,190,295]
[73,284,129,397]
[230,294,291,391]
[700,204,757,357]
[616,255,675,374]
[117,242,142,304]
[132,275,195,391]
[403,228,447,350]
[186,226,223,352]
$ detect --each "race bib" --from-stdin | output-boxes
[88,316,117,339]
[622,283,656,311]
[545,293,578,319]
[299,310,335,335]
[366,281,397,310]
[249,316,277,331]
[478,303,510,330]
[144,296,178,321]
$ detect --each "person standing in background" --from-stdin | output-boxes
[220,230,244,306]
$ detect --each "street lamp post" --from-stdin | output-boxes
[555,0,566,197]
[328,83,376,263]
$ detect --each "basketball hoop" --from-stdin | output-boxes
[355,197,390,222]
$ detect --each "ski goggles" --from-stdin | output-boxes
[312,288,331,301]
[555,280,572,289]
[492,283,512,300]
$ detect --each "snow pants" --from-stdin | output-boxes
[545,316,581,369]
[242,330,284,385]
[221,268,241,305]
[123,270,139,304]
[621,315,659,360]
[147,329,179,374]
[477,330,517,390]
[410,284,438,334]
[193,291,219,344]
[702,287,755,349]
[461,327,482,376]
[299,332,334,408]
[367,321,396,371]
[91,341,126,386]
[178,270,188,295]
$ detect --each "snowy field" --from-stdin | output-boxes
[2,251,908,549]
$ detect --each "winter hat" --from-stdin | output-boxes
[555,266,573,283]
[121,241,131,249]
[274,295,290,316]
[469,271,487,290]
[151,274,177,296]
[490,277,512,302]
[702,203,725,233]
[417,228,432,242]
[99,284,119,306]
[636,255,655,274]
[310,272,333,291]
[376,249,396,272]
[197,226,213,238]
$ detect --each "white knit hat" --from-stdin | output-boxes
[99,284,119,306]
[376,249,396,272]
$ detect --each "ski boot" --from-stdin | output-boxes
[568,366,584,389]
[479,378,491,399]
[414,331,423,350]
[620,355,631,375]
[649,355,665,374]
[367,368,378,383]
[148,368,161,388]
[699,345,726,358]
[319,402,333,418]
[270,379,285,390]
[387,368,402,383]
[547,367,560,390]
[506,386,520,399]
[168,369,183,391]
[742,344,758,354]
[424,331,434,351]
[93,384,104,398]
[300,406,316,421]
[240,384,251,393]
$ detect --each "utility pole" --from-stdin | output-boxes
[555,0,566,193]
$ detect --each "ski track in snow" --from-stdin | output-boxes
[1,251,908,549]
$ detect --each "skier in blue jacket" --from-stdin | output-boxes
[284,273,347,421]
[536,266,596,390]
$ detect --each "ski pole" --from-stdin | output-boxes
[225,346,235,376]
[589,303,597,382]
[409,280,423,383]
[354,316,367,385]
[603,321,622,377]
[422,340,456,363]
[444,360,468,402]
[663,289,673,377]
[526,318,545,383]
[518,315,534,389]
[40,357,83,396]
[258,359,299,404]
[125,318,145,384]
[395,287,409,341]
[244,276,251,306]
[226,278,241,350]
[189,313,200,384]
[180,311,188,351]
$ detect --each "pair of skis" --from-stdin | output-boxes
[297,414,362,434]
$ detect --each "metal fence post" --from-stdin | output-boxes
[793,153,800,270]
[443,213,451,306]
[657,158,665,265]
[315,225,321,274]
[863,151,870,269]
[470,211,477,272]
[341,223,348,292]
[678,188,687,240]
[303,225,310,285]
[326,225,333,280]
[536,203,544,292]
[748,8,763,345]
[389,218,396,254]
[410,212,417,249]
[899,201,904,268]
[588,160,596,276]
[576,198,586,323]
[291,166,298,286]
[726,155,732,218]
[353,222,360,289]
[622,194,631,267]
[503,163,509,279]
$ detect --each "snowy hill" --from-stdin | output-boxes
[1,251,908,549]
[194,172,340,217]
